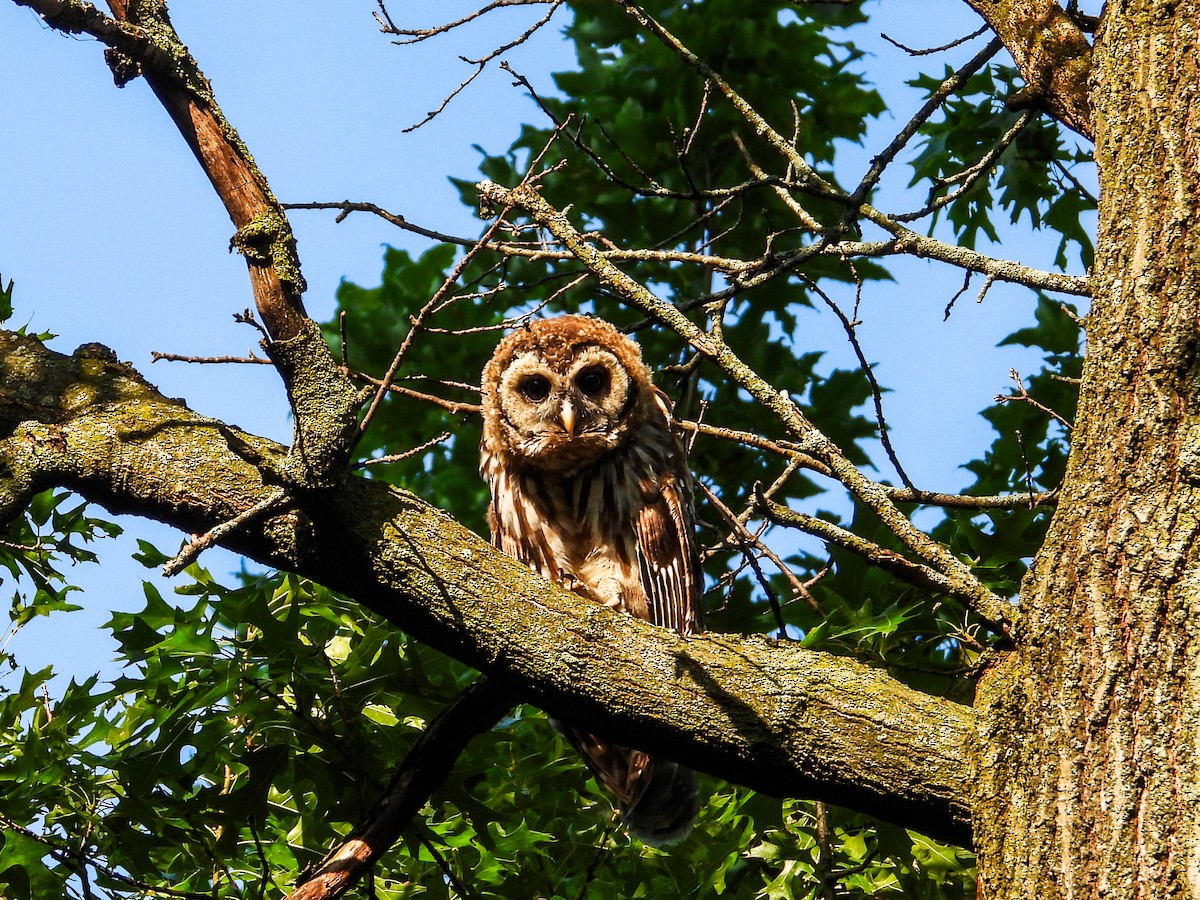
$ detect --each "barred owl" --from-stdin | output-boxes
[480,315,703,846]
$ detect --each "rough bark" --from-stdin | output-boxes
[974,3,1200,896]
[0,329,976,845]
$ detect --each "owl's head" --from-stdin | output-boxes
[481,316,659,472]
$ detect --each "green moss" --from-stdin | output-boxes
[231,211,307,295]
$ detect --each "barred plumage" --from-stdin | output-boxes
[480,315,703,845]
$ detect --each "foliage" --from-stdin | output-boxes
[0,0,1093,898]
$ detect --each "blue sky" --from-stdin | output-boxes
[0,1,1099,682]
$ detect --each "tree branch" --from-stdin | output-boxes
[288,677,517,900]
[0,328,975,846]
[15,0,363,486]
[961,0,1094,140]
[17,0,311,340]
[613,0,1090,298]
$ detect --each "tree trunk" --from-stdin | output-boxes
[975,3,1200,896]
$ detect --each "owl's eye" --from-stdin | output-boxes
[518,374,551,402]
[575,366,609,396]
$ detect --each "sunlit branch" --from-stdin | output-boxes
[753,492,987,603]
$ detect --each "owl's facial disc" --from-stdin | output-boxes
[499,348,634,468]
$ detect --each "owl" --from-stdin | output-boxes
[480,315,703,846]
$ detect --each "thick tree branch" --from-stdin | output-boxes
[961,0,1094,139]
[15,0,310,340]
[0,329,975,845]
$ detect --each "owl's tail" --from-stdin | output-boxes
[618,758,700,847]
[562,724,700,846]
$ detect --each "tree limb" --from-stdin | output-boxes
[14,0,312,341]
[0,328,976,846]
[288,678,517,900]
[14,0,363,488]
[960,0,1094,140]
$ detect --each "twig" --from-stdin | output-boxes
[880,24,990,56]
[355,432,452,469]
[375,0,554,41]
[995,369,1074,432]
[804,277,914,490]
[339,310,348,368]
[162,488,289,577]
[233,308,272,342]
[701,483,819,617]
[399,2,565,132]
[1013,428,1037,505]
[944,270,973,320]
[151,352,272,365]
[347,372,481,416]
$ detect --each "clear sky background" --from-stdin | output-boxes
[0,1,1099,684]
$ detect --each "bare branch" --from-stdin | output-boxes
[804,277,914,490]
[850,36,1004,209]
[151,352,272,365]
[995,369,1074,432]
[355,432,452,469]
[881,24,991,56]
[394,1,566,132]
[614,1,1090,298]
[753,492,985,603]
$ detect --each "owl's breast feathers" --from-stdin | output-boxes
[481,424,701,633]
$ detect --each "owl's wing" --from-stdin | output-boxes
[633,391,703,635]
[634,468,703,634]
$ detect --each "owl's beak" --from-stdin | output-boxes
[559,400,577,436]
